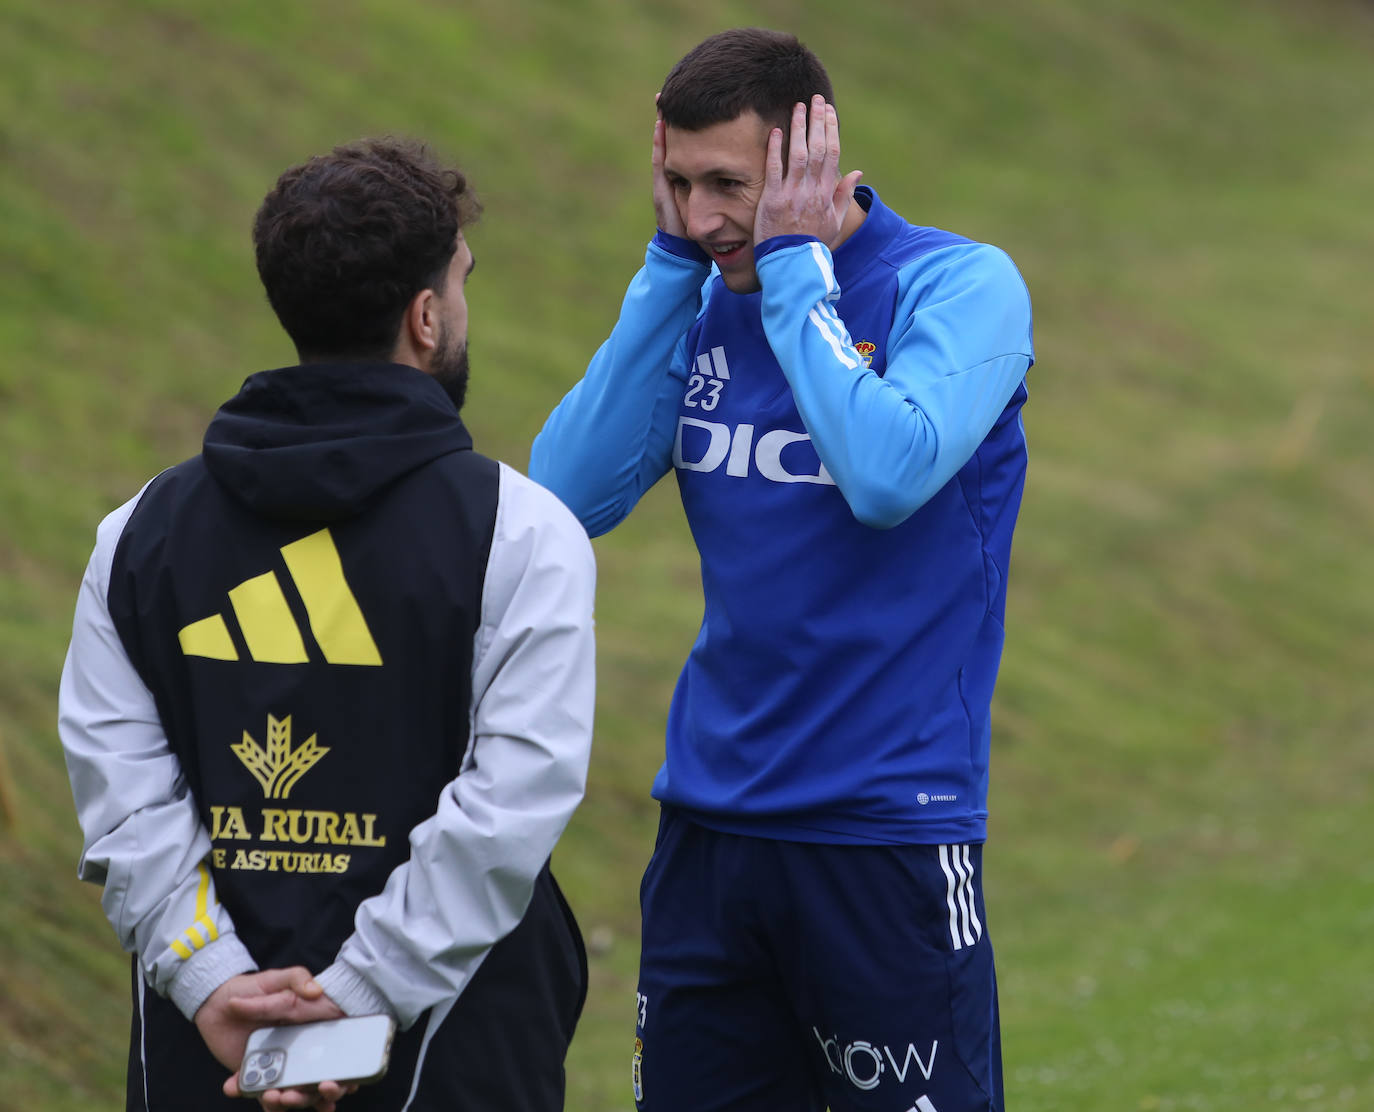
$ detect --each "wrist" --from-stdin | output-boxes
[755,238,842,307]
[754,234,823,261]
[315,961,397,1024]
[170,935,259,1021]
[652,229,710,265]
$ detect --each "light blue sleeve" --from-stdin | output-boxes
[529,234,710,538]
[756,238,1034,529]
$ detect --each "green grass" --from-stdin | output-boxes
[3,1,1373,1108]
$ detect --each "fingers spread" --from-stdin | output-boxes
[756,97,852,244]
[789,101,809,173]
[807,94,828,171]
[766,126,784,187]
[825,103,842,174]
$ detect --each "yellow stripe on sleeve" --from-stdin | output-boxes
[172,864,222,961]
[194,863,220,942]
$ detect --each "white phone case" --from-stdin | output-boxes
[238,1014,396,1093]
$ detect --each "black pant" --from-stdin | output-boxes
[128,866,587,1111]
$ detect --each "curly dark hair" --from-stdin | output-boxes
[657,28,834,135]
[253,137,481,361]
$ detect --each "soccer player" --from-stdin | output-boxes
[530,28,1033,1112]
[59,138,595,1111]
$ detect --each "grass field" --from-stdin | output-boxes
[2,1,1372,1108]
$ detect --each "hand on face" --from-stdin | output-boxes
[754,95,863,246]
[652,95,688,238]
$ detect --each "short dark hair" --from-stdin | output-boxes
[253,137,481,362]
[657,28,834,134]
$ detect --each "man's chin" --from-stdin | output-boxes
[431,358,469,412]
[720,269,762,295]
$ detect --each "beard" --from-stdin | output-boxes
[431,323,470,412]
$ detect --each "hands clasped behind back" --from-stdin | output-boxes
[195,966,355,1110]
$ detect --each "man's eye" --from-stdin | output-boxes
[669,178,689,192]
[718,179,742,190]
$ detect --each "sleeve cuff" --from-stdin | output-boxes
[756,236,840,304]
[167,935,259,1020]
[651,230,711,266]
[754,234,823,262]
[316,961,400,1025]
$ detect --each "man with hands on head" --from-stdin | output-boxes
[531,27,1033,1112]
[59,137,595,1111]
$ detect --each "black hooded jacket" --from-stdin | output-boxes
[109,363,497,973]
[65,362,595,1109]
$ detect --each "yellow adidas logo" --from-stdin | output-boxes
[177,528,382,666]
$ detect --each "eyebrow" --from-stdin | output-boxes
[663,164,746,181]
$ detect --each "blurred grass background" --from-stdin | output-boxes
[2,0,1372,1108]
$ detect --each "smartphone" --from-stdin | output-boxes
[238,1014,396,1094]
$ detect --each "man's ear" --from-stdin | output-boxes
[401,287,439,356]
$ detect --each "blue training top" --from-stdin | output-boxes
[531,186,1034,845]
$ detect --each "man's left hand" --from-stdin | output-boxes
[754,95,863,246]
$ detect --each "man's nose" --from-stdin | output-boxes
[684,193,725,241]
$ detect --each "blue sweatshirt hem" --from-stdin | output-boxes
[669,804,989,847]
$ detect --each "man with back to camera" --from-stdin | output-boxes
[530,28,1033,1112]
[58,138,596,1111]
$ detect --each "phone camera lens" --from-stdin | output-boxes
[263,1065,282,1084]
[244,1069,261,1087]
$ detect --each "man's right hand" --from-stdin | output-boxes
[196,967,342,1072]
[652,97,688,238]
[194,967,349,1109]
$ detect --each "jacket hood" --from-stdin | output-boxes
[202,362,472,521]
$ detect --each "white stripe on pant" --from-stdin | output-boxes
[938,844,983,951]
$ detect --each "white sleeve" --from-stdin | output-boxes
[58,489,257,1019]
[316,463,597,1028]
